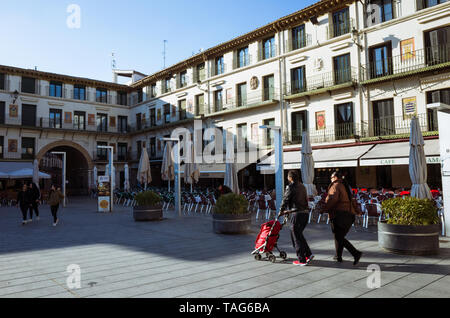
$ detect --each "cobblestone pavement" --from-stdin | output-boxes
[0,198,449,298]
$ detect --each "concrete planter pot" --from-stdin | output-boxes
[133,206,163,222]
[378,221,440,256]
[212,212,252,234]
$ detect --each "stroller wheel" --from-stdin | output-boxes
[254,254,262,261]
[280,251,287,260]
[268,255,276,263]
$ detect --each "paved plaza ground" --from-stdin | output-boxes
[0,198,449,299]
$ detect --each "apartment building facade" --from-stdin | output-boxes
[0,0,448,193]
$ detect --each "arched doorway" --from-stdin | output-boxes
[37,142,93,196]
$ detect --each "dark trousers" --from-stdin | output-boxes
[331,210,359,259]
[29,202,39,218]
[20,205,28,221]
[51,205,59,223]
[290,212,312,262]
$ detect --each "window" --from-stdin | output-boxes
[150,84,157,98]
[118,116,128,133]
[334,102,354,140]
[179,99,187,120]
[97,113,108,132]
[417,0,448,10]
[372,99,395,136]
[291,66,306,94]
[21,77,36,94]
[164,104,171,123]
[214,90,223,112]
[237,47,249,68]
[137,89,143,103]
[366,0,393,27]
[164,78,171,93]
[237,83,247,107]
[136,113,142,131]
[333,54,351,84]
[117,143,128,161]
[0,73,5,90]
[150,108,156,126]
[0,136,3,159]
[73,111,85,130]
[97,141,108,161]
[150,137,156,158]
[73,85,86,100]
[96,88,107,103]
[215,56,224,75]
[117,91,127,105]
[196,63,206,82]
[21,137,35,159]
[263,75,275,101]
[292,25,306,50]
[427,88,449,131]
[49,109,62,129]
[291,111,307,143]
[263,118,275,147]
[136,141,142,159]
[237,123,248,152]
[21,104,36,127]
[0,102,4,125]
[49,81,62,98]
[262,37,276,60]
[179,71,187,88]
[195,94,205,116]
[369,42,392,78]
[424,26,450,66]
[332,7,350,38]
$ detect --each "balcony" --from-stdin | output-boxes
[204,89,280,117]
[286,33,313,52]
[284,67,358,100]
[286,122,363,145]
[327,18,355,39]
[361,45,450,85]
[128,111,195,134]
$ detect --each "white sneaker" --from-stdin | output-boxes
[22,220,27,225]
[53,219,59,226]
[27,219,32,223]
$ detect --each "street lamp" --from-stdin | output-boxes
[160,137,181,217]
[51,151,66,207]
[97,145,114,212]
[260,125,284,212]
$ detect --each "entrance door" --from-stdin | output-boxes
[373,99,395,136]
[291,111,307,143]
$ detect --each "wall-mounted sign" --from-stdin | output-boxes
[250,76,259,90]
[401,38,415,61]
[64,112,72,124]
[88,114,95,126]
[403,97,417,119]
[9,104,18,118]
[8,139,17,153]
[316,111,326,130]
[109,116,116,127]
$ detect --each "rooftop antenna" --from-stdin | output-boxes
[163,40,167,69]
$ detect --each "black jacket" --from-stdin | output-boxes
[17,191,31,207]
[280,182,309,213]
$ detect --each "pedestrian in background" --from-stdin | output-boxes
[17,184,31,225]
[324,171,362,265]
[28,182,41,221]
[48,184,64,227]
[279,170,314,266]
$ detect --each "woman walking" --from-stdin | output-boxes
[48,185,64,227]
[323,171,362,265]
[279,170,313,266]
[17,184,31,225]
[28,182,41,221]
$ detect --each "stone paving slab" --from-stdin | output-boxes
[0,198,449,298]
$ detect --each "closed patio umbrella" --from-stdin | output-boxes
[301,131,317,198]
[32,159,40,189]
[124,164,130,191]
[409,116,432,199]
[224,148,239,195]
[137,147,152,189]
[184,141,200,192]
[93,166,98,189]
[161,142,175,192]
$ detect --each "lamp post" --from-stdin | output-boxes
[161,137,181,217]
[51,151,66,207]
[260,125,284,212]
[97,145,114,212]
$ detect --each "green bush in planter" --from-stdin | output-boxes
[213,193,249,215]
[381,197,440,226]
[134,191,162,207]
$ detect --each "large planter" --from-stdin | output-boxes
[213,212,252,234]
[378,221,440,256]
[133,206,163,222]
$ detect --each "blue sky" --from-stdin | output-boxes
[0,0,316,82]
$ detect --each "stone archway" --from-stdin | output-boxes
[36,141,94,196]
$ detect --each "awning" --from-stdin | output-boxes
[360,139,440,166]
[257,144,374,172]
[0,162,52,179]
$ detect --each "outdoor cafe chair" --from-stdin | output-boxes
[255,199,267,221]
[364,203,381,228]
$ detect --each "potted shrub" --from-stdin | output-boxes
[133,191,163,222]
[212,193,251,234]
[379,197,441,255]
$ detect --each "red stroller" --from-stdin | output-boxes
[251,214,288,263]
